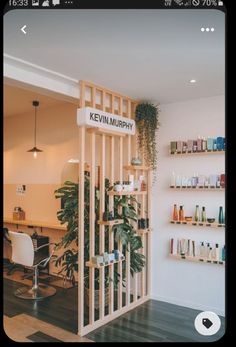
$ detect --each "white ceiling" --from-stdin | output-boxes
[4,9,225,104]
[4,85,63,117]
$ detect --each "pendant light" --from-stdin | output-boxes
[27,100,43,158]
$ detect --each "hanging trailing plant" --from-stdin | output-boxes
[135,102,160,178]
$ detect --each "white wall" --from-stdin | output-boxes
[151,95,225,316]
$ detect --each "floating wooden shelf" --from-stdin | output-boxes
[108,191,148,196]
[97,219,124,226]
[123,165,151,171]
[170,220,225,228]
[87,127,126,137]
[170,150,225,156]
[170,186,225,191]
[136,228,150,234]
[86,257,125,269]
[169,254,225,266]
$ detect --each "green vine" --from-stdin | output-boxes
[135,102,160,179]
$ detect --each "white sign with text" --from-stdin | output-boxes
[77,107,135,135]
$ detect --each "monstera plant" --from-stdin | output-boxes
[53,171,145,291]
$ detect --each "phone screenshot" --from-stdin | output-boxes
[3,0,226,343]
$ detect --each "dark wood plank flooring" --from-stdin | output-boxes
[86,299,225,343]
[27,331,63,342]
[4,279,225,342]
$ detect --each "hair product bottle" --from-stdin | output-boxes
[213,138,217,151]
[201,206,207,222]
[170,172,176,188]
[170,238,174,254]
[221,245,225,261]
[173,204,178,221]
[179,205,185,221]
[192,173,197,188]
[177,239,180,254]
[208,247,213,260]
[200,242,205,258]
[218,206,224,224]
[202,137,207,151]
[215,244,220,261]
[206,243,210,258]
[175,175,181,188]
[192,240,195,257]
[197,136,202,152]
[194,205,200,222]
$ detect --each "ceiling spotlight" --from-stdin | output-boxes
[68,159,79,163]
[211,27,215,32]
[190,79,197,84]
[201,27,205,32]
[206,28,210,32]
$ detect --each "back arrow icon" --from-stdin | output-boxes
[21,25,27,34]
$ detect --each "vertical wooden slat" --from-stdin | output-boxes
[78,81,85,335]
[119,97,122,116]
[118,136,123,309]
[147,169,152,296]
[111,94,114,113]
[89,132,96,324]
[99,134,106,319]
[140,166,146,297]
[109,136,115,314]
[125,99,131,306]
[78,127,85,333]
[91,86,96,108]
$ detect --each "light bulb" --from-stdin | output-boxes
[33,151,37,159]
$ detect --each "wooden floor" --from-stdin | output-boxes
[4,278,225,342]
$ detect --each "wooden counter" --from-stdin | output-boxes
[4,218,67,231]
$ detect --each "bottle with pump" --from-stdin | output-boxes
[194,205,200,222]
[201,206,207,222]
[173,204,178,221]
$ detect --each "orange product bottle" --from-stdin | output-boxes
[173,204,178,221]
[179,205,185,221]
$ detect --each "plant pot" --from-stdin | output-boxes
[84,286,110,310]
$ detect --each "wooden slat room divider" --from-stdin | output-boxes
[77,81,152,336]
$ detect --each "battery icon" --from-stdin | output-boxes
[218,1,223,5]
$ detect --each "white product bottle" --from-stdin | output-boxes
[187,177,192,187]
[216,175,221,188]
[181,176,187,188]
[215,243,220,261]
[206,243,210,258]
[176,175,181,188]
[208,247,213,260]
[200,242,205,258]
[170,172,176,188]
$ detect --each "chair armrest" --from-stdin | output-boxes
[34,242,56,252]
